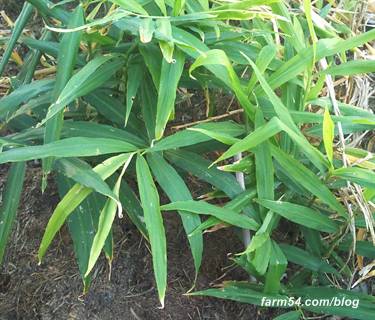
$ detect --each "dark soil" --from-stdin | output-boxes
[0,0,23,17]
[0,167,277,320]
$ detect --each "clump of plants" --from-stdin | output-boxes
[0,0,374,318]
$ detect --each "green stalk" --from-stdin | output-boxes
[0,3,33,77]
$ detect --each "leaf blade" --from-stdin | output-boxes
[155,49,185,139]
[136,154,167,307]
[85,155,132,277]
[256,199,339,233]
[0,137,137,163]
[0,162,26,263]
[38,153,134,261]
[161,200,259,230]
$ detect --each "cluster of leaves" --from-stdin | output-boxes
[0,0,375,318]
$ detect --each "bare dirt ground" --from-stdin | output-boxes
[0,166,277,320]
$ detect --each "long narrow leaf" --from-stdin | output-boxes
[189,49,256,120]
[155,49,185,139]
[0,3,33,76]
[0,162,26,263]
[55,158,119,204]
[41,55,123,125]
[161,200,259,230]
[85,156,132,277]
[147,152,203,277]
[256,199,339,233]
[43,6,84,178]
[270,145,346,217]
[136,154,167,307]
[0,137,137,163]
[38,153,134,261]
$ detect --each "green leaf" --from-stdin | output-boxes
[156,19,174,62]
[253,110,274,217]
[7,92,51,122]
[83,93,122,125]
[303,0,318,88]
[280,244,338,274]
[264,241,287,294]
[0,79,55,120]
[125,60,144,125]
[311,97,375,119]
[215,117,328,172]
[56,174,110,291]
[38,153,134,262]
[62,121,146,147]
[364,188,375,202]
[332,167,375,189]
[256,199,339,233]
[173,0,185,16]
[139,18,155,43]
[139,74,157,140]
[155,48,185,139]
[117,180,148,238]
[190,281,288,305]
[48,5,84,110]
[189,49,256,120]
[252,237,272,275]
[41,55,123,125]
[192,282,374,320]
[0,137,137,163]
[83,92,148,140]
[27,0,70,23]
[154,0,167,15]
[242,54,297,132]
[0,3,33,77]
[147,152,203,277]
[271,145,347,218]
[190,188,258,236]
[288,286,375,320]
[43,5,84,178]
[261,29,375,94]
[139,44,162,88]
[323,108,335,164]
[338,239,375,259]
[166,150,244,198]
[151,121,244,152]
[246,44,277,94]
[54,158,119,203]
[8,120,146,147]
[109,0,149,15]
[22,37,59,59]
[136,154,167,307]
[321,60,375,76]
[218,155,254,174]
[215,0,281,11]
[85,157,131,277]
[215,117,281,163]
[7,3,374,313]
[161,200,259,230]
[187,0,208,11]
[0,162,26,264]
[188,122,243,145]
[243,232,269,254]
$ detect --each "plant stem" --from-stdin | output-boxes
[234,153,251,248]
